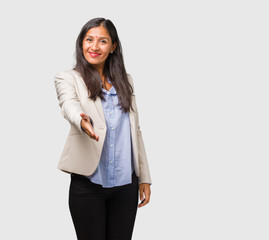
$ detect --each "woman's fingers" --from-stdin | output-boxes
[85,124,99,141]
[84,123,99,141]
[80,113,90,121]
[91,133,99,141]
[140,188,144,201]
[80,113,99,141]
[138,183,151,208]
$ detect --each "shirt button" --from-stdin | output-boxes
[110,161,113,163]
[110,144,113,147]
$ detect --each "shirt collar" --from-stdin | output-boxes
[102,77,117,95]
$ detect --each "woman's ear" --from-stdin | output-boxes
[111,42,117,53]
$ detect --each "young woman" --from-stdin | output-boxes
[54,17,152,240]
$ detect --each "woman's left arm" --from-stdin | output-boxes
[138,183,151,208]
[127,74,152,207]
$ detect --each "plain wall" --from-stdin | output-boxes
[0,0,268,239]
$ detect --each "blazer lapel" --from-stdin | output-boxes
[129,110,135,130]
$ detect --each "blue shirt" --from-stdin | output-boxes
[85,81,134,188]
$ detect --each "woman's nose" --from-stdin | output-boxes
[91,41,99,51]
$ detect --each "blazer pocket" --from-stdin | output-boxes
[69,129,82,135]
[69,132,82,136]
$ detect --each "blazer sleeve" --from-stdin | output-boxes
[127,74,152,185]
[54,71,87,135]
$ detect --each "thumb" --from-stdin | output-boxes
[80,113,89,121]
[140,187,144,201]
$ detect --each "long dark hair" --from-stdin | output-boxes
[74,17,133,112]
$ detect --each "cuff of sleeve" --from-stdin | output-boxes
[139,182,152,185]
[138,178,152,185]
[89,117,94,127]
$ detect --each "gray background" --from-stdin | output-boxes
[0,0,268,239]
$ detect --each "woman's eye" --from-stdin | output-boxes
[101,40,107,44]
[87,38,93,42]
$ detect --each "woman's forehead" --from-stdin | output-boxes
[86,26,110,38]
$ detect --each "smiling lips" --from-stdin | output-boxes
[89,52,101,57]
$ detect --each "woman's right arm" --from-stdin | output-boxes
[54,71,99,141]
[54,71,88,135]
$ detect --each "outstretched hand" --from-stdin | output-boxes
[80,113,99,142]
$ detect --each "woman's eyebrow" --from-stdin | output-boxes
[85,35,109,40]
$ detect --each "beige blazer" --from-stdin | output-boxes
[54,69,152,185]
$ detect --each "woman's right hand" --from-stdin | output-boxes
[80,113,99,142]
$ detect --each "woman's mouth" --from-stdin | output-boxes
[89,52,101,57]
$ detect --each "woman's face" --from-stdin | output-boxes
[82,26,116,71]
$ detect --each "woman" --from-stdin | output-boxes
[54,17,152,240]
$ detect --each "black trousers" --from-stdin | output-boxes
[69,171,139,240]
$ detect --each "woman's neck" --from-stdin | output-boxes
[92,65,106,84]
